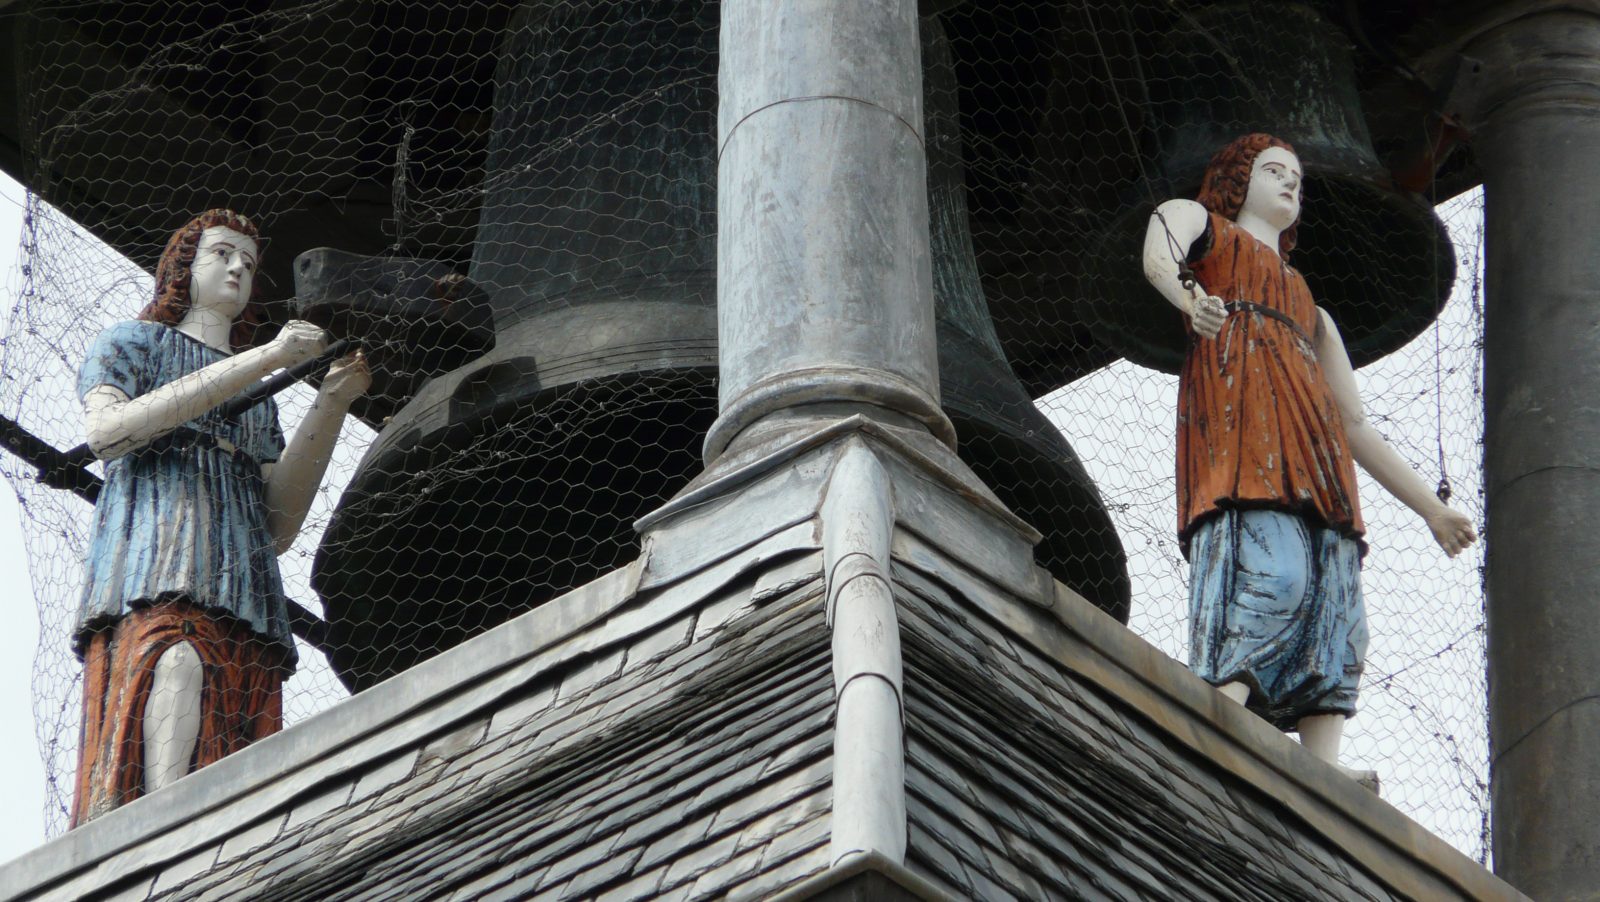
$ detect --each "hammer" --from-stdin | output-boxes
[11,248,493,499]
[0,249,495,648]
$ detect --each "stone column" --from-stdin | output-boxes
[708,0,954,462]
[1468,9,1600,899]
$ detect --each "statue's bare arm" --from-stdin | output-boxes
[82,321,328,460]
[78,319,369,555]
[1141,198,1226,339]
[1315,307,1477,556]
[264,351,370,554]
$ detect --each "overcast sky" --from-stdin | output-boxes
[0,173,46,863]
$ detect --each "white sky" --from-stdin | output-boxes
[0,173,46,863]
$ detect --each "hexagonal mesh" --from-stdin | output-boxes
[0,0,1489,865]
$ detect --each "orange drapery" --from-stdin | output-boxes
[1177,212,1364,553]
[72,601,287,826]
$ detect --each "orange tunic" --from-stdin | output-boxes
[1177,213,1363,552]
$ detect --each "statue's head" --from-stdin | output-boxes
[139,209,264,351]
[1197,133,1300,258]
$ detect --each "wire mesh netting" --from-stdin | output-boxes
[0,0,1490,864]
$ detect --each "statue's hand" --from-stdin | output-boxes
[1187,294,1227,339]
[272,320,328,367]
[1426,507,1477,558]
[320,349,372,406]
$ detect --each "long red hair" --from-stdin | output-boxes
[1195,133,1299,259]
[137,209,265,352]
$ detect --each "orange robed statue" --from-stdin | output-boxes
[1140,134,1476,784]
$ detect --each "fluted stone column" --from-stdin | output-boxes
[1468,9,1600,899]
[708,0,954,462]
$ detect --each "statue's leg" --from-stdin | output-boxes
[1298,712,1380,791]
[144,640,203,793]
[1296,712,1344,763]
[1292,528,1380,790]
[1190,511,1311,712]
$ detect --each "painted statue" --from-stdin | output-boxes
[1141,134,1476,780]
[71,210,369,825]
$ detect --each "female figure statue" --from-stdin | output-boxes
[1141,135,1476,778]
[71,209,369,824]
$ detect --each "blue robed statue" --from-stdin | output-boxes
[71,209,369,825]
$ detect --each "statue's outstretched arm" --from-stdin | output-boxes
[1142,198,1226,339]
[264,351,371,554]
[83,321,328,460]
[1316,306,1477,556]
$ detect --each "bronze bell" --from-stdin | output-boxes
[1080,0,1454,373]
[313,2,1133,690]
[312,0,721,691]
[924,18,1130,620]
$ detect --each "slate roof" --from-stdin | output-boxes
[2,519,834,901]
[895,562,1393,899]
[151,558,836,901]
[1,425,1522,901]
[882,525,1518,901]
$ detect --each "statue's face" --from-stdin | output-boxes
[189,226,258,319]
[1241,146,1302,231]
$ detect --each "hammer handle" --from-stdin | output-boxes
[216,338,354,421]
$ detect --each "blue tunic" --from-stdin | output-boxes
[76,321,294,666]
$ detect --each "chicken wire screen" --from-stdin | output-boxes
[0,0,1489,863]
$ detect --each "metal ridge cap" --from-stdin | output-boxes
[640,413,1036,543]
[764,849,960,902]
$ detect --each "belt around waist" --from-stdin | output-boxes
[141,428,257,470]
[1223,301,1314,344]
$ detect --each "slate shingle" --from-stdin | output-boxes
[32,521,1501,902]
[895,580,1405,902]
[556,847,646,900]
[592,864,667,902]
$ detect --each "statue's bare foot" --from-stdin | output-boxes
[1338,765,1381,795]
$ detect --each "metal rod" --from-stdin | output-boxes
[0,414,101,503]
[216,338,353,422]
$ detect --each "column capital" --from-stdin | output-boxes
[1457,7,1600,138]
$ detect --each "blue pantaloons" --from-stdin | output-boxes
[1188,508,1366,730]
